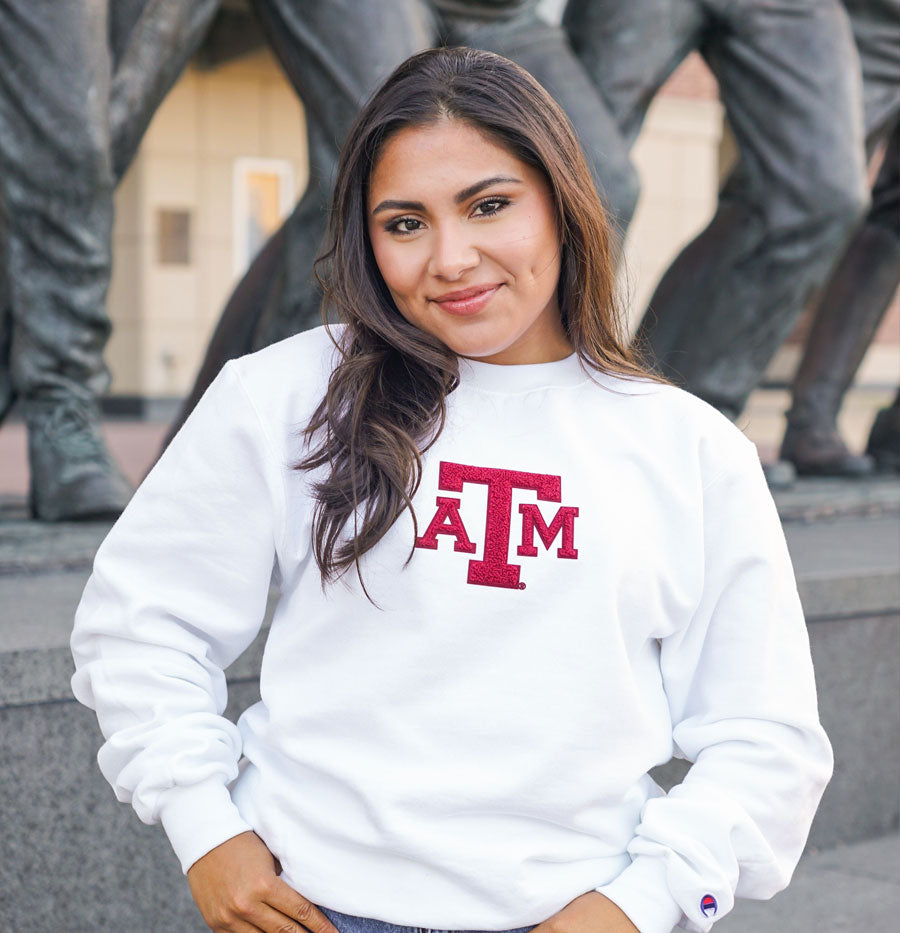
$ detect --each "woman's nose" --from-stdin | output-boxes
[428,223,480,280]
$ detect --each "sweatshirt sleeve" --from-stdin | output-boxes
[70,360,287,873]
[596,432,833,933]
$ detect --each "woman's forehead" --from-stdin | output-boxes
[368,118,540,204]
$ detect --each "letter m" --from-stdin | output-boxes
[517,504,579,559]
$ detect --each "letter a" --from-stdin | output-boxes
[415,496,477,553]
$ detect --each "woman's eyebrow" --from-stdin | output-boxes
[454,175,523,203]
[371,198,425,215]
[370,176,524,215]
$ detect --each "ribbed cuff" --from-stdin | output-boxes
[596,855,685,933]
[158,779,254,873]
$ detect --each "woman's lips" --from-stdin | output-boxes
[432,284,501,316]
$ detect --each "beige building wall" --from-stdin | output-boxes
[106,49,308,397]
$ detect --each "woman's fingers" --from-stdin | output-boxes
[265,877,340,933]
[251,900,329,933]
[198,882,336,933]
[223,919,268,933]
[187,831,340,933]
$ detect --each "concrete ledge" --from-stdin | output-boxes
[807,613,900,848]
[798,570,900,621]
[0,580,273,707]
[4,504,898,705]
[0,629,270,708]
[773,476,900,523]
[0,516,108,575]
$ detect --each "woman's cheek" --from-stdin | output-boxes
[372,243,402,292]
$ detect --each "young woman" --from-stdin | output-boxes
[71,47,832,933]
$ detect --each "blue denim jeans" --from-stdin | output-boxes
[315,903,535,933]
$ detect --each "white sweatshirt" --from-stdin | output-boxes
[71,325,832,933]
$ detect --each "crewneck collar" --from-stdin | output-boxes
[457,352,590,394]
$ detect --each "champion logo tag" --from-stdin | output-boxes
[700,894,718,918]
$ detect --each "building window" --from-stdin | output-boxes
[233,157,294,277]
[157,208,192,265]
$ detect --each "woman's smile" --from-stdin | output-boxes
[431,283,502,315]
[366,117,572,365]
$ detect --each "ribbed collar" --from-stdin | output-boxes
[456,352,590,394]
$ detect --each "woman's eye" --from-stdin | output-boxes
[386,217,423,235]
[472,197,510,217]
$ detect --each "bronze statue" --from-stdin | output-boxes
[8,0,888,502]
[0,0,218,520]
[563,0,871,426]
[780,0,900,475]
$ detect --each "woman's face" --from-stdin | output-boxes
[366,118,570,365]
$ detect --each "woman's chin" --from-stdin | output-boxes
[455,344,512,363]
[438,334,507,362]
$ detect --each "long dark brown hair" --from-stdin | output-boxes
[295,46,655,589]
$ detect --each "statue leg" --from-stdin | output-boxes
[441,3,639,235]
[0,0,218,433]
[246,0,436,351]
[845,0,900,146]
[108,0,221,180]
[858,0,900,473]
[780,0,900,473]
[781,126,900,474]
[781,123,899,473]
[158,0,437,451]
[0,0,134,520]
[563,0,706,148]
[0,204,10,422]
[634,0,870,419]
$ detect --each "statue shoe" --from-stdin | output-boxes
[866,406,900,473]
[780,424,874,477]
[25,395,134,522]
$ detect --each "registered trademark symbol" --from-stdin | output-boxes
[518,582,526,589]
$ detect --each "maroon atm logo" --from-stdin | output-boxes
[414,461,579,590]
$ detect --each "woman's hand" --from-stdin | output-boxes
[531,891,640,933]
[187,831,341,933]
